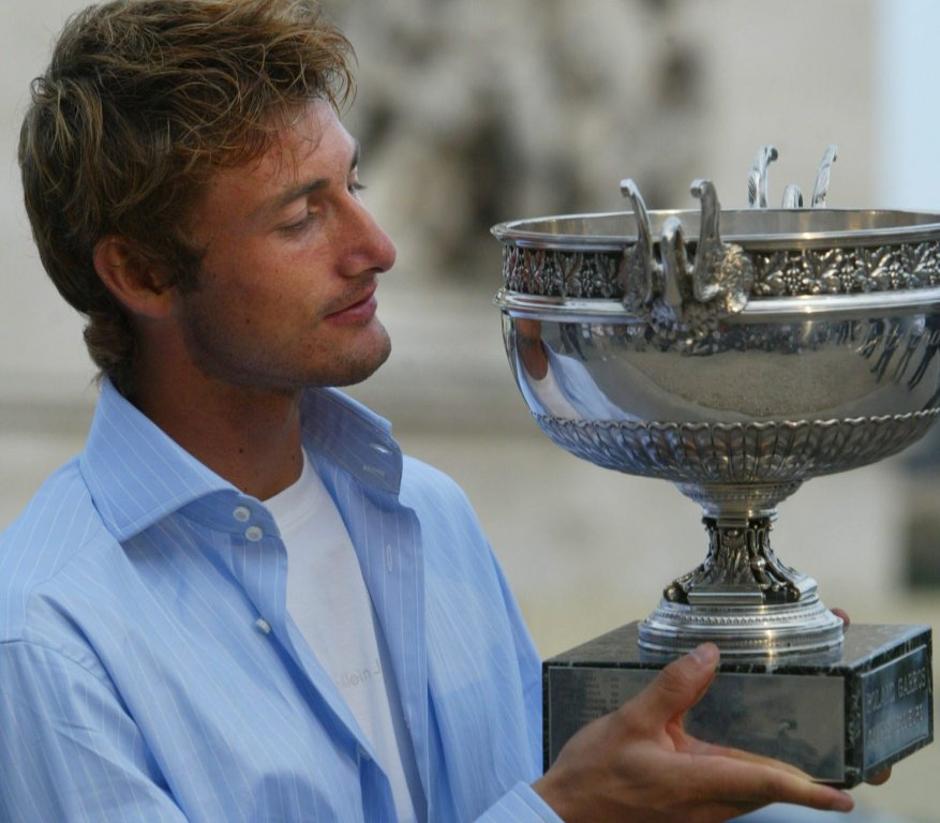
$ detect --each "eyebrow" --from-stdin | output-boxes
[262,140,361,217]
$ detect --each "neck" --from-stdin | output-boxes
[130,366,305,502]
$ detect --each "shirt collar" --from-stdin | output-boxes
[80,379,403,542]
[299,388,403,497]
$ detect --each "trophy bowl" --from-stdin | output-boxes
[493,148,936,782]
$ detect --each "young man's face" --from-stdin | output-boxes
[174,99,397,392]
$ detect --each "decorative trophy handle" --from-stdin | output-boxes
[689,179,754,314]
[747,144,779,208]
[619,178,754,326]
[618,178,659,315]
[811,144,838,207]
[781,183,804,208]
[747,143,839,209]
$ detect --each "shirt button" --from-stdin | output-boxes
[254,618,272,635]
[233,506,251,522]
[245,525,264,542]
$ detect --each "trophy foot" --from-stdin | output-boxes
[639,594,844,657]
[640,507,844,656]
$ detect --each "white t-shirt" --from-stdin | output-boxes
[264,451,423,822]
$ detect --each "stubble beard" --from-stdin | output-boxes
[179,295,393,393]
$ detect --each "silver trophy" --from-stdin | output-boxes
[494,146,934,786]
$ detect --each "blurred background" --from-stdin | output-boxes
[3,1,940,819]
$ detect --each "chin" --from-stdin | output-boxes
[315,330,392,388]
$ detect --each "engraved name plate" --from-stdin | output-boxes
[861,645,931,770]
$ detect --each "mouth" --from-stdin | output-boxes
[325,285,378,324]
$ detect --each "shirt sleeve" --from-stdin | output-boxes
[474,781,564,822]
[0,639,188,823]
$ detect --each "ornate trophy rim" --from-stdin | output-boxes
[494,285,940,320]
[492,207,940,252]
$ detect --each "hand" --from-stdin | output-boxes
[533,644,855,823]
[831,607,891,786]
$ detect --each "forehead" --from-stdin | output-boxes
[259,101,351,180]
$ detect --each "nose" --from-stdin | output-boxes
[341,197,397,278]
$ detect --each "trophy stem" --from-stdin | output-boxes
[663,516,808,606]
[639,484,844,657]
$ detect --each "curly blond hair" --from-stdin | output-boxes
[19,0,354,395]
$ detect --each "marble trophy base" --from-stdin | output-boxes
[544,622,933,787]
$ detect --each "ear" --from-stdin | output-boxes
[92,236,176,320]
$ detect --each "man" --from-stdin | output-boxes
[1,1,858,820]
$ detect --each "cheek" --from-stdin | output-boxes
[197,240,334,321]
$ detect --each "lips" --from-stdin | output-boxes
[324,286,378,323]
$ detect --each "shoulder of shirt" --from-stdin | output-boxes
[399,454,472,509]
[397,454,493,553]
[0,456,117,643]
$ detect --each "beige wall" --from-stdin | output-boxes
[2,2,97,406]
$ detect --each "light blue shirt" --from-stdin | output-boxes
[0,380,560,822]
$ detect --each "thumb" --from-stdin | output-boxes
[629,643,720,727]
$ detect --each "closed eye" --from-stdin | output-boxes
[349,180,367,197]
[279,176,365,236]
[279,211,319,235]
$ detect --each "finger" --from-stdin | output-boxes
[682,737,813,780]
[627,643,719,726]
[688,756,854,813]
[831,607,850,627]
[866,766,891,785]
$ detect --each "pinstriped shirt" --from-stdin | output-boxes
[0,380,560,823]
